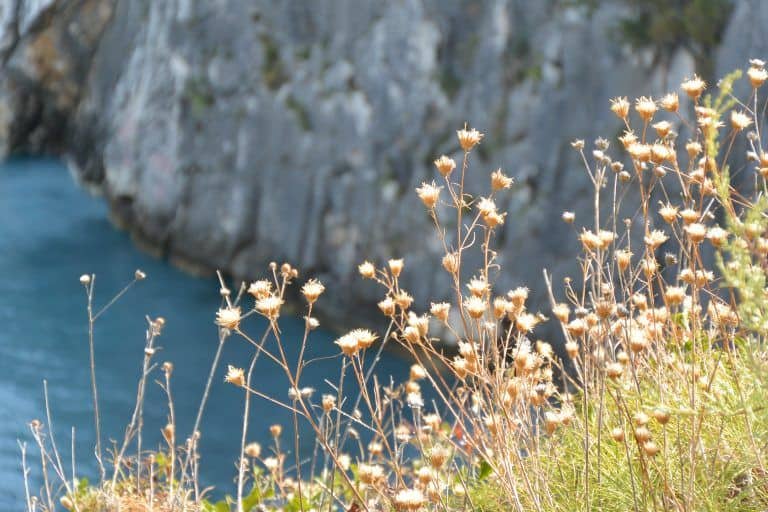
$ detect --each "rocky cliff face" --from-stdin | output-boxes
[0,0,759,330]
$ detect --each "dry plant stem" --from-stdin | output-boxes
[83,276,105,481]
[189,330,227,452]
[237,327,272,512]
[110,319,158,491]
[43,381,80,512]
[19,441,32,512]
[161,368,177,508]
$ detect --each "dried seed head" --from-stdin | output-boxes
[245,442,261,458]
[660,92,679,112]
[388,258,404,277]
[476,197,498,217]
[378,297,396,316]
[686,141,702,158]
[664,286,687,306]
[408,312,430,336]
[653,407,671,425]
[684,223,707,243]
[452,357,469,378]
[442,252,459,274]
[493,296,510,318]
[491,168,514,191]
[429,445,451,468]
[225,365,245,387]
[457,125,483,151]
[467,277,490,297]
[335,332,360,356]
[403,326,421,344]
[515,312,539,333]
[134,269,146,281]
[681,75,706,99]
[358,261,376,279]
[680,208,699,224]
[322,395,336,412]
[634,426,651,443]
[301,279,325,304]
[658,203,678,223]
[627,142,651,162]
[707,226,728,247]
[410,364,427,381]
[464,296,487,319]
[644,229,669,250]
[571,139,585,150]
[629,330,649,353]
[393,488,427,511]
[562,211,575,223]
[611,427,625,442]
[216,307,242,330]
[748,64,768,88]
[552,303,570,323]
[269,424,282,438]
[606,362,623,379]
[256,295,284,319]
[615,250,632,272]
[507,286,529,307]
[395,291,414,309]
[635,96,657,121]
[430,302,450,322]
[434,155,456,177]
[727,109,751,132]
[652,120,673,138]
[358,463,385,485]
[416,181,442,209]
[643,440,660,456]
[619,130,638,148]
[610,96,630,119]
[79,274,91,285]
[566,319,587,338]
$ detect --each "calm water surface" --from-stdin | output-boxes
[0,158,408,507]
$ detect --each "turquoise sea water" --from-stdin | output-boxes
[0,158,408,508]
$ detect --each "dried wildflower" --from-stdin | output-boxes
[79,274,91,285]
[216,307,241,330]
[571,139,585,150]
[629,330,649,353]
[442,252,459,273]
[643,440,660,456]
[653,407,671,425]
[681,75,706,99]
[245,442,261,458]
[566,318,587,338]
[388,258,404,277]
[408,312,430,336]
[483,210,505,228]
[493,296,509,318]
[434,155,456,177]
[467,277,489,297]
[615,249,632,272]
[464,296,487,319]
[406,391,424,408]
[321,394,336,412]
[335,332,360,356]
[660,92,679,112]
[748,64,768,88]
[707,226,728,247]
[644,230,669,250]
[410,364,427,381]
[606,362,623,379]
[515,312,539,332]
[490,168,514,192]
[358,261,376,279]
[627,142,651,162]
[430,302,450,322]
[731,110,752,131]
[618,130,638,148]
[507,286,529,307]
[552,303,570,323]
[395,291,414,309]
[256,295,284,319]
[452,357,469,378]
[457,125,483,151]
[476,197,497,217]
[403,325,421,344]
[658,203,678,223]
[685,223,707,243]
[429,446,451,468]
[611,427,625,442]
[664,286,686,306]
[301,279,325,304]
[378,297,396,316]
[393,488,426,511]
[651,143,674,163]
[225,365,245,387]
[579,230,601,251]
[652,120,672,138]
[561,211,575,223]
[416,182,442,209]
[358,463,385,485]
[610,96,630,119]
[248,280,272,299]
[635,96,657,121]
[680,208,699,224]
